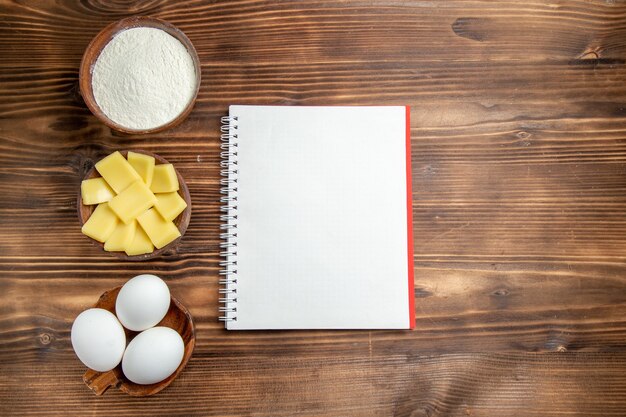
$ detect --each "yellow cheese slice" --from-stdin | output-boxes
[81,203,119,243]
[137,208,181,249]
[127,151,155,187]
[154,192,188,222]
[108,180,157,224]
[104,220,137,252]
[81,177,115,205]
[125,224,154,256]
[150,164,179,193]
[95,151,141,193]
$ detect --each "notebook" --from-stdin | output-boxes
[219,105,414,330]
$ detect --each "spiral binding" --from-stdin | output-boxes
[218,115,239,322]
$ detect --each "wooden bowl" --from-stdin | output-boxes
[79,16,201,134]
[82,286,195,396]
[77,150,191,261]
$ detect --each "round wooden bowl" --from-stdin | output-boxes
[82,285,195,396]
[77,150,191,261]
[79,16,201,134]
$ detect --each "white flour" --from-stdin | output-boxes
[92,27,197,130]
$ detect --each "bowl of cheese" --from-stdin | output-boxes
[78,150,191,260]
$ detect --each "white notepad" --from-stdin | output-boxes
[220,105,414,329]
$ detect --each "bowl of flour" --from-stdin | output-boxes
[80,17,200,134]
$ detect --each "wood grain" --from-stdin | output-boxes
[1,0,626,416]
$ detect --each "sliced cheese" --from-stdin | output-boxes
[108,180,157,224]
[81,203,119,243]
[154,192,188,222]
[125,225,154,256]
[81,177,115,205]
[127,151,155,187]
[137,208,181,249]
[104,220,137,252]
[95,151,141,193]
[150,164,179,193]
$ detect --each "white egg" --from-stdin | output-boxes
[115,274,170,331]
[71,308,126,372]
[122,326,184,385]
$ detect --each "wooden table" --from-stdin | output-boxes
[2,1,626,416]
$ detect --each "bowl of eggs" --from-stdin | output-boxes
[78,150,191,260]
[71,274,195,396]
[79,16,200,134]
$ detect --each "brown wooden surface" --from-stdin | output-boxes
[1,1,626,416]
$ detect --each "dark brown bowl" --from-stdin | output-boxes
[77,150,191,261]
[82,285,195,396]
[79,16,201,134]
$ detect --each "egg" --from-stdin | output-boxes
[115,274,170,331]
[71,308,126,372]
[122,326,184,385]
